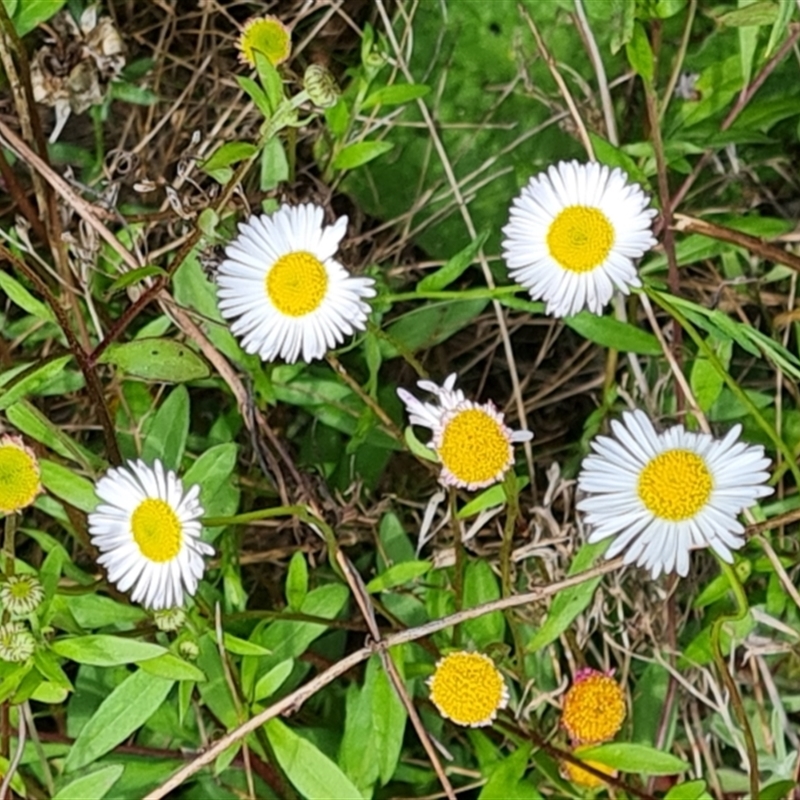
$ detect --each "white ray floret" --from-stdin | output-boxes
[88,459,213,609]
[398,374,533,490]
[216,203,376,363]
[577,410,773,578]
[502,160,657,318]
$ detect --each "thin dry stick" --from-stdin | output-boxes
[374,0,536,489]
[639,293,709,432]
[336,552,457,800]
[0,120,142,272]
[572,0,617,146]
[519,5,595,160]
[145,557,625,799]
[0,705,25,800]
[673,213,800,274]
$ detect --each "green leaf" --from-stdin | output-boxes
[107,80,156,106]
[64,670,174,772]
[253,658,294,702]
[365,560,431,593]
[479,743,542,800]
[0,355,73,411]
[39,460,98,513]
[417,231,489,292]
[565,312,662,354]
[0,269,56,323]
[664,780,713,800]
[260,135,290,191]
[765,0,794,56]
[577,743,690,775]
[380,299,489,357]
[200,141,258,174]
[266,718,363,800]
[106,265,168,294]
[237,75,272,118]
[362,83,431,109]
[340,653,407,793]
[184,443,238,509]
[761,780,800,800]
[142,385,190,470]
[528,540,609,652]
[285,551,309,610]
[98,339,209,382]
[332,140,394,170]
[463,560,504,648]
[10,0,65,36]
[52,765,125,800]
[690,335,732,412]
[6,401,102,470]
[138,652,206,681]
[457,477,530,519]
[625,22,654,82]
[254,51,284,113]
[51,635,167,667]
[718,1,779,26]
[223,633,271,657]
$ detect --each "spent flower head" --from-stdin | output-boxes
[398,374,533,490]
[0,574,45,616]
[577,410,773,577]
[238,15,291,67]
[0,435,41,514]
[427,650,508,727]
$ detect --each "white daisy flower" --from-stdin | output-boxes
[398,374,533,490]
[216,203,376,363]
[576,410,773,578]
[502,160,657,317]
[88,459,213,610]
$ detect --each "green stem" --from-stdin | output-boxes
[4,514,16,579]
[710,557,760,800]
[384,285,523,304]
[500,472,520,598]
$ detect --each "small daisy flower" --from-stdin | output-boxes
[216,204,376,363]
[153,607,187,632]
[238,15,291,67]
[398,374,533,490]
[0,621,35,663]
[0,574,45,616]
[577,410,773,578]
[0,435,41,514]
[502,160,657,317]
[561,746,617,788]
[428,651,509,727]
[88,459,214,610]
[561,668,626,744]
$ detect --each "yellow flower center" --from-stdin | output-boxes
[239,16,291,67]
[0,444,40,513]
[637,448,713,521]
[429,652,506,726]
[266,251,329,317]
[562,673,626,743]
[437,408,512,486]
[131,499,182,563]
[547,205,614,273]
